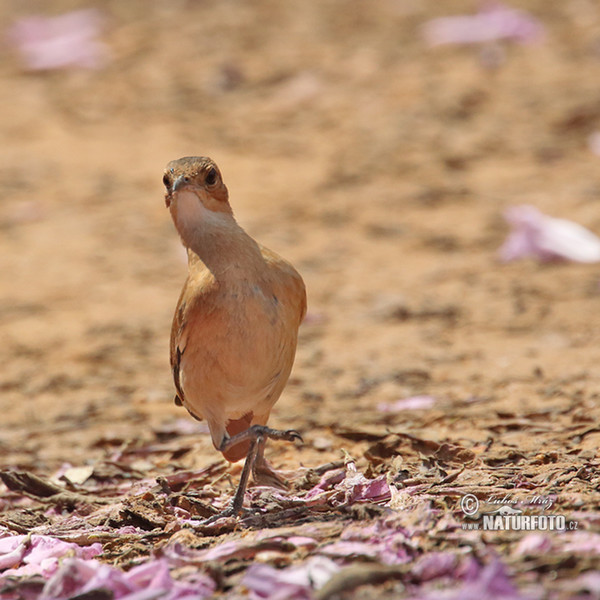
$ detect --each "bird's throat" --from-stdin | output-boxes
[183,219,265,282]
[173,190,266,280]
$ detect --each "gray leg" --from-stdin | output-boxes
[197,425,302,524]
[230,435,260,515]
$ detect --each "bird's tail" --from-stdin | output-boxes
[223,413,253,462]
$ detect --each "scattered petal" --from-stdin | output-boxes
[422,4,544,47]
[243,556,340,600]
[588,131,600,157]
[302,311,327,325]
[514,533,553,556]
[378,395,436,412]
[0,535,102,579]
[0,536,30,570]
[39,557,215,600]
[153,418,210,437]
[566,571,600,595]
[499,205,600,263]
[412,551,459,581]
[422,559,528,600]
[7,9,109,71]
[301,461,392,507]
[562,531,600,555]
[319,541,379,560]
[336,517,413,565]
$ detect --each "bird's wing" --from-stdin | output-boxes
[170,250,215,407]
[170,288,188,406]
[260,244,307,325]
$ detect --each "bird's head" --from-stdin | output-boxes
[163,157,233,244]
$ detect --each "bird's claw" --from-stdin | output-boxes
[284,429,303,443]
[261,427,302,443]
[192,505,245,527]
[244,425,302,444]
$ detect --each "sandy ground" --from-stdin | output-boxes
[1,1,600,598]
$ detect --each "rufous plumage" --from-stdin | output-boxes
[163,156,306,518]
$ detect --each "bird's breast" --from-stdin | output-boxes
[179,279,297,407]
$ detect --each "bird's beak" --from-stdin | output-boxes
[166,176,190,208]
[173,175,190,193]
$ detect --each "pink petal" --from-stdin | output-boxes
[499,205,600,263]
[122,559,214,599]
[423,3,544,47]
[303,468,345,500]
[41,557,215,600]
[378,395,436,412]
[0,536,29,570]
[412,551,459,581]
[515,533,553,556]
[567,571,600,595]
[243,556,340,600]
[302,463,391,506]
[562,531,600,554]
[42,559,101,598]
[7,9,108,71]
[119,591,169,600]
[340,463,391,504]
[422,559,528,600]
[166,540,242,564]
[588,131,600,157]
[0,535,102,579]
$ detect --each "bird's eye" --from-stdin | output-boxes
[162,173,171,189]
[205,168,218,187]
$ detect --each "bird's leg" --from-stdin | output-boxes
[220,425,302,496]
[229,434,260,516]
[197,435,260,525]
[196,425,302,525]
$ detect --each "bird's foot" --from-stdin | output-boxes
[191,501,259,528]
[219,425,302,453]
[193,504,243,526]
[253,425,303,444]
[191,426,303,529]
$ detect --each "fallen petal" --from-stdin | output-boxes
[0,536,30,570]
[514,533,553,556]
[243,556,340,599]
[1,535,102,579]
[422,558,530,600]
[7,9,109,71]
[378,396,436,412]
[499,205,600,263]
[412,551,459,582]
[423,4,544,47]
[562,531,600,554]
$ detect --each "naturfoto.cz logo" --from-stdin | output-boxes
[460,494,578,531]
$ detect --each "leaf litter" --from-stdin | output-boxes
[2,407,595,599]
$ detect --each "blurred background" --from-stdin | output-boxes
[1,0,600,477]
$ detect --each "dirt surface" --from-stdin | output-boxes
[1,1,600,598]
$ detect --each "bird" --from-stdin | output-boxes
[163,156,306,519]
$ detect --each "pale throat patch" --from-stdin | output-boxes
[172,189,227,242]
